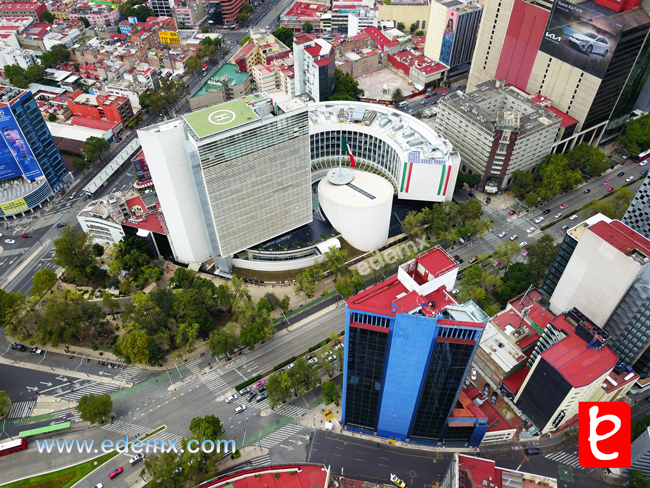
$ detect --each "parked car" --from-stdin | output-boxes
[234,405,247,414]
[645,396,650,403]
[493,261,501,267]
[483,384,490,397]
[11,343,26,351]
[554,213,562,219]
[253,380,265,388]
[109,467,123,479]
[287,362,296,369]
[562,225,569,230]
[498,231,507,238]
[257,385,266,393]
[457,274,463,280]
[333,344,344,351]
[21,234,31,238]
[471,368,477,381]
[442,91,449,95]
[524,448,541,456]
[508,210,517,215]
[129,453,144,465]
[519,241,527,248]
[256,392,268,402]
[308,358,318,366]
[469,256,478,264]
[509,234,518,241]
[491,392,498,404]
[560,203,568,209]
[239,386,251,395]
[527,227,536,233]
[453,255,460,261]
[93,484,104,488]
[424,93,432,99]
[30,348,43,355]
[225,394,238,403]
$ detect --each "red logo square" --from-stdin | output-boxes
[579,402,630,468]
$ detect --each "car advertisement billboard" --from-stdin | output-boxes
[0,107,44,180]
[539,0,623,79]
[439,8,458,66]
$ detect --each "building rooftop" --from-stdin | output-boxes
[182,93,264,139]
[501,366,530,394]
[70,116,120,132]
[458,454,558,488]
[440,80,562,135]
[197,464,328,488]
[0,86,27,107]
[363,26,400,49]
[588,220,650,262]
[191,63,250,99]
[283,2,330,21]
[390,50,448,75]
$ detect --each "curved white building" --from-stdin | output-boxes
[318,170,393,252]
[309,101,460,202]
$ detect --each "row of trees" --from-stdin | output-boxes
[3,45,70,88]
[395,21,425,35]
[330,69,361,101]
[293,246,365,299]
[139,78,189,118]
[73,136,110,174]
[236,3,254,23]
[618,113,650,156]
[511,143,608,205]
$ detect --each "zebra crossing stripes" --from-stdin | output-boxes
[102,420,150,437]
[52,381,121,402]
[148,429,183,445]
[274,404,308,418]
[114,367,154,385]
[7,401,35,419]
[248,455,272,468]
[259,424,306,449]
[199,370,230,397]
[51,408,81,422]
[0,247,29,257]
[545,451,583,469]
[184,358,202,375]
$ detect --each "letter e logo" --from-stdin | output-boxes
[579,402,630,468]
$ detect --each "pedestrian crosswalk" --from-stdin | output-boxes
[545,451,583,469]
[274,403,308,418]
[0,247,29,256]
[259,424,307,449]
[102,420,150,437]
[148,429,183,446]
[185,357,202,374]
[51,380,121,402]
[248,455,272,468]
[198,370,231,397]
[114,366,155,385]
[51,407,81,422]
[7,401,35,419]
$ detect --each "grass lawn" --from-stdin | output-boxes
[0,426,166,488]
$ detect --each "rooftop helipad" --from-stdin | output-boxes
[182,93,264,139]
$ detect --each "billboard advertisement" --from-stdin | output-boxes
[539,0,623,79]
[159,31,180,44]
[439,9,458,66]
[0,107,44,180]
[132,153,151,183]
[0,198,28,216]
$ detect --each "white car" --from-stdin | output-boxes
[519,241,527,248]
[640,161,648,166]
[498,231,507,238]
[534,216,544,224]
[471,368,477,381]
[308,358,318,366]
[527,227,536,233]
[287,362,295,369]
[333,344,344,351]
[626,176,635,182]
[4,239,15,244]
[569,32,610,56]
[390,474,406,488]
[509,234,518,241]
[234,405,247,414]
[554,213,562,218]
[225,394,238,403]
[569,215,578,221]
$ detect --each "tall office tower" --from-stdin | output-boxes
[0,86,68,219]
[137,94,311,271]
[605,265,650,378]
[548,217,650,326]
[623,175,650,239]
[467,0,650,150]
[342,247,489,446]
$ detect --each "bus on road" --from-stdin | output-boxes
[635,149,650,162]
[0,438,27,457]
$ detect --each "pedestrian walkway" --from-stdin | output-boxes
[274,403,309,419]
[102,420,150,437]
[184,357,202,375]
[198,369,231,397]
[545,451,583,470]
[259,424,307,449]
[52,380,122,402]
[7,401,35,419]
[248,454,272,468]
[148,428,183,446]
[51,407,80,422]
[114,366,156,384]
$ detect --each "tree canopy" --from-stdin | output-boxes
[78,394,112,424]
[329,69,359,101]
[53,227,96,283]
[619,113,650,156]
[583,187,633,220]
[32,269,57,296]
[272,27,294,48]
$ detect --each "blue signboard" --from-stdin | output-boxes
[0,106,43,180]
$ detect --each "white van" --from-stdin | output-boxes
[398,101,408,108]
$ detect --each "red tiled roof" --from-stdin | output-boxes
[363,26,399,49]
[391,50,448,75]
[507,289,555,331]
[602,367,639,393]
[305,45,322,57]
[546,105,578,128]
[501,366,530,393]
[198,464,328,488]
[70,116,118,131]
[294,33,316,45]
[479,400,513,432]
[541,332,618,388]
[314,55,333,66]
[122,210,168,235]
[588,220,650,257]
[415,247,459,278]
[459,455,503,488]
[284,2,328,19]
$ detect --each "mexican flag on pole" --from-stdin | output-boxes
[341,135,356,168]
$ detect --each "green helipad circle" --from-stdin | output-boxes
[209,110,237,125]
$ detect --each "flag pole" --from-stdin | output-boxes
[339,130,343,177]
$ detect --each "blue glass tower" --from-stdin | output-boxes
[342,247,488,446]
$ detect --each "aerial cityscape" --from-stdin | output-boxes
[1,0,650,487]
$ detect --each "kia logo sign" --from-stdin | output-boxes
[545,32,562,44]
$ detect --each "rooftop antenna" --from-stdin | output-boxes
[518,284,533,308]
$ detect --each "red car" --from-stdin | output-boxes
[109,467,123,479]
[442,91,449,95]
[508,210,516,215]
[21,234,31,238]
[424,94,431,99]
[603,179,610,185]
[607,186,614,192]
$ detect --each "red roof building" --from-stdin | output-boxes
[0,2,47,21]
[196,464,329,488]
[67,90,134,125]
[70,116,120,133]
[388,50,448,86]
